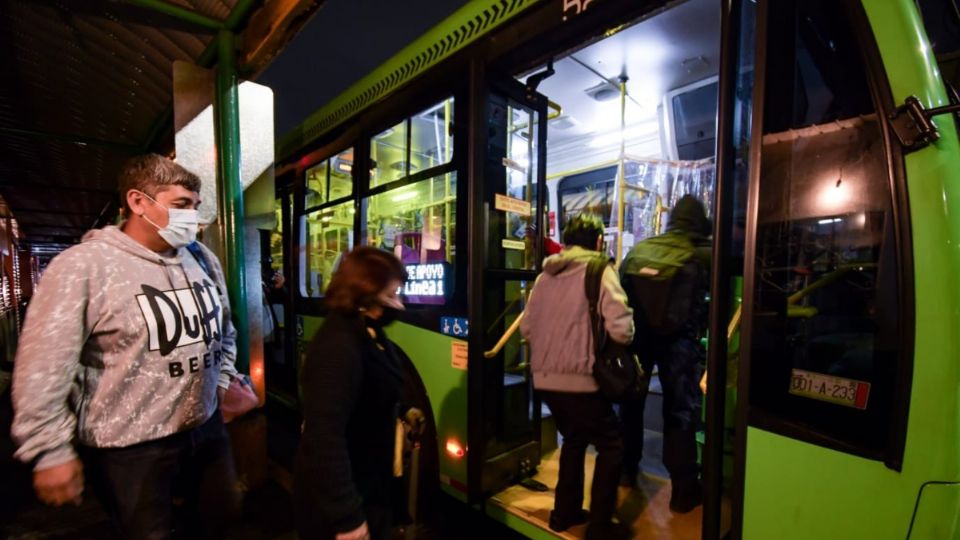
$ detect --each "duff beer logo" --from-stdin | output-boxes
[136,279,224,378]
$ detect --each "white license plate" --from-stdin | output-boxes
[788,369,870,410]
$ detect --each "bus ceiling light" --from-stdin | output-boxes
[445,439,466,458]
[392,191,418,203]
[589,122,659,148]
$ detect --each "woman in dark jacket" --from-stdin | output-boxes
[295,247,423,540]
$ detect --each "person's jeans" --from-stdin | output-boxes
[621,338,702,491]
[81,411,240,540]
[540,390,623,524]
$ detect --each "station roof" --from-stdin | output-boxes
[0,0,320,249]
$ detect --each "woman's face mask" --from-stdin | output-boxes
[137,190,199,249]
[374,282,405,325]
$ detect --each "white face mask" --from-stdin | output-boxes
[138,191,199,249]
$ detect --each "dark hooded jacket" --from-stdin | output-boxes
[621,195,712,343]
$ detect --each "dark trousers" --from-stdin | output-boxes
[540,390,623,524]
[621,338,702,490]
[81,411,240,540]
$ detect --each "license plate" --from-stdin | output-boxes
[788,369,870,410]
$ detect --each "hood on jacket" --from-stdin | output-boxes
[82,225,181,265]
[668,195,711,237]
[543,245,603,276]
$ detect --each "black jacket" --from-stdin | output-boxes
[294,311,406,536]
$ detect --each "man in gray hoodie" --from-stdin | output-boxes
[520,215,634,540]
[11,154,241,538]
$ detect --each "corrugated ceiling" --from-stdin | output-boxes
[0,0,237,246]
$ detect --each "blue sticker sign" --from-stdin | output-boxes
[441,317,469,338]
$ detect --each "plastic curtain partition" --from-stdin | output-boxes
[608,155,715,260]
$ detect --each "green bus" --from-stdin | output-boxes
[261,0,960,537]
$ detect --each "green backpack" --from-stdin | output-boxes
[621,232,702,336]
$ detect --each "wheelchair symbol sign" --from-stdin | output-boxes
[441,317,469,338]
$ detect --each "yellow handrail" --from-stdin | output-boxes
[484,312,524,359]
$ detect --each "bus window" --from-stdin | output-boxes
[748,0,905,457]
[411,98,454,171]
[329,148,353,201]
[371,97,455,188]
[362,172,457,305]
[299,201,354,298]
[371,121,407,187]
[305,159,328,210]
[305,148,353,211]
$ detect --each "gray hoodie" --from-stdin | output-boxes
[520,246,634,393]
[11,225,238,470]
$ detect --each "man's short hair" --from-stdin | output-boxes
[118,154,201,212]
[562,214,604,250]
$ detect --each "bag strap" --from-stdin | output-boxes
[185,241,212,279]
[584,256,609,355]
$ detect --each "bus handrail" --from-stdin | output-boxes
[484,312,524,359]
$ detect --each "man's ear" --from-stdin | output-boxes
[126,190,147,217]
[596,234,604,252]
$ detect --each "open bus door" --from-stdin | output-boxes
[466,71,550,504]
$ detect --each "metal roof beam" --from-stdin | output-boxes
[0,182,114,195]
[0,126,141,153]
[141,0,262,152]
[119,0,226,31]
[9,208,99,216]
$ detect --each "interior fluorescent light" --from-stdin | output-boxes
[391,191,418,202]
[588,123,660,148]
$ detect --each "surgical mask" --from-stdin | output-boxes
[375,288,404,326]
[138,191,199,249]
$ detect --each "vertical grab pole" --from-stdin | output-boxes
[615,77,628,265]
[704,0,741,538]
[215,29,249,374]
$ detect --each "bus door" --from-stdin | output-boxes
[268,175,298,407]
[467,74,549,502]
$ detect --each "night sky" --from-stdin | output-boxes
[259,0,471,139]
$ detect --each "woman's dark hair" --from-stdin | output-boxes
[562,214,604,250]
[326,247,408,314]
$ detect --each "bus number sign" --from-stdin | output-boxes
[789,369,870,410]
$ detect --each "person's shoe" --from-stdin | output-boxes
[619,469,638,488]
[585,520,632,540]
[669,482,703,513]
[548,509,589,532]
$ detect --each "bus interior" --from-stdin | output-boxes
[484,0,726,537]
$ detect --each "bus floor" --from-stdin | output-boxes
[490,383,730,540]
[490,439,729,540]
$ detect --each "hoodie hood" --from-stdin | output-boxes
[83,225,182,265]
[543,245,603,275]
[668,195,711,237]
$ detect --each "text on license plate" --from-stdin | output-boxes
[788,369,870,410]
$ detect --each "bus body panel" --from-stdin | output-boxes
[743,0,960,537]
[384,322,469,500]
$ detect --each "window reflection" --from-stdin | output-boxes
[370,97,454,188]
[363,173,457,304]
[299,201,354,298]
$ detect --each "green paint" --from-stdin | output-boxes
[742,1,960,537]
[909,482,960,539]
[215,29,250,373]
[277,0,542,159]
[485,503,560,540]
[385,322,469,490]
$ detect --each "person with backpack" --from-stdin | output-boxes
[520,215,634,540]
[619,194,712,513]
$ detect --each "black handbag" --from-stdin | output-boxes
[585,256,645,402]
